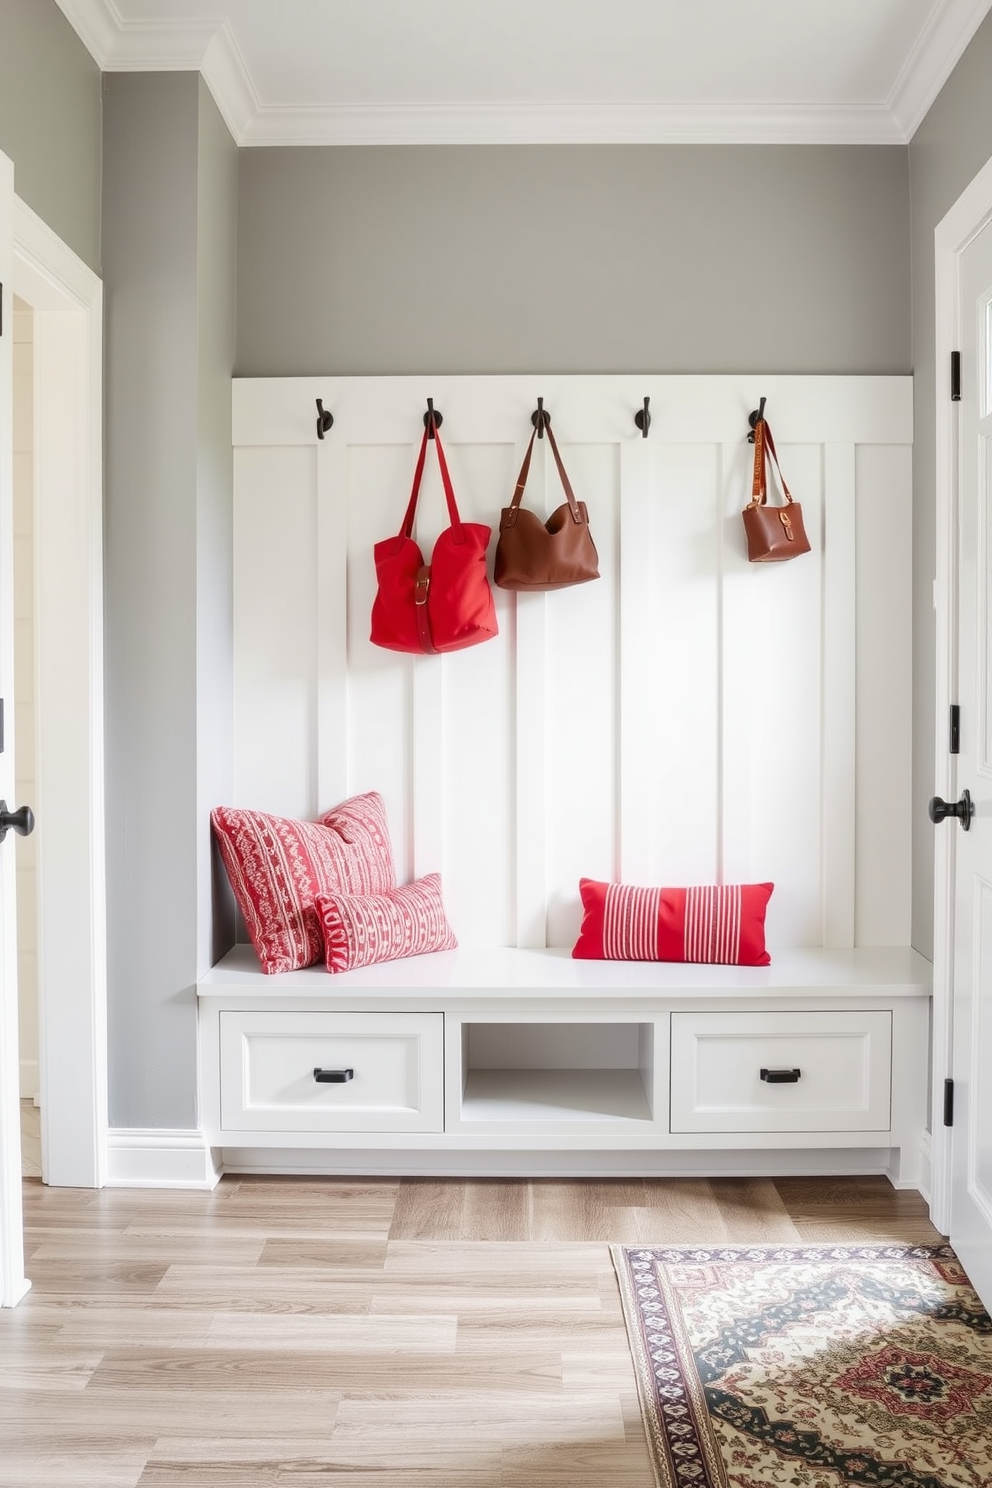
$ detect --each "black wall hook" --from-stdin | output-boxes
[634,396,651,438]
[423,398,443,437]
[747,395,767,443]
[315,398,334,440]
[531,397,550,438]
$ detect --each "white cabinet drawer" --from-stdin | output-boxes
[219,1012,444,1133]
[669,1011,891,1133]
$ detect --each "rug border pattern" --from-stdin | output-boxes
[611,1243,966,1488]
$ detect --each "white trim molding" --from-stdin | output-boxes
[106,1128,221,1189]
[235,101,906,150]
[917,1129,934,1206]
[53,0,992,147]
[931,149,992,1236]
[217,1146,906,1182]
[13,194,107,1192]
[888,0,992,140]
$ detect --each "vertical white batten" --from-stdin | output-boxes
[316,433,349,808]
[514,435,548,947]
[822,442,857,947]
[618,436,654,883]
[412,655,445,882]
[720,438,754,890]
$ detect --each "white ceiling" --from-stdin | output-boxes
[55,0,992,147]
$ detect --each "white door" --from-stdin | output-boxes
[0,151,30,1306]
[947,216,992,1308]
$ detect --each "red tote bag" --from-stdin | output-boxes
[370,417,498,655]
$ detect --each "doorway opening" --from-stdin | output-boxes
[0,183,106,1307]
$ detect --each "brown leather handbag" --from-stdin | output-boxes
[494,413,600,591]
[742,416,811,562]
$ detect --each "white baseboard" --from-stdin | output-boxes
[102,1136,926,1196]
[19,1059,38,1102]
[216,1145,904,1182]
[909,1129,933,1204]
[106,1129,221,1189]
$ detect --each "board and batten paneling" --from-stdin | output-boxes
[231,375,912,952]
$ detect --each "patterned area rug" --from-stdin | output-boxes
[612,1244,992,1488]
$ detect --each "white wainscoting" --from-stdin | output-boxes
[231,374,912,953]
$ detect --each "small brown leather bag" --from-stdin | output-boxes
[494,413,600,591]
[742,417,811,562]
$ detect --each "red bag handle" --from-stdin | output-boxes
[747,418,794,509]
[398,418,465,543]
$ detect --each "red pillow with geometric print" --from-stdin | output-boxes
[316,873,457,973]
[572,879,773,965]
[211,793,396,974]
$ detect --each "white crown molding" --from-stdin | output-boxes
[888,0,992,139]
[53,0,120,64]
[54,0,258,143]
[55,0,992,147]
[239,102,906,148]
[200,24,259,144]
[56,0,213,67]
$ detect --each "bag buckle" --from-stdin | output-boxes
[414,565,431,605]
[779,510,794,540]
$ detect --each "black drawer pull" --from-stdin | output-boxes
[314,1067,354,1083]
[760,1068,801,1084]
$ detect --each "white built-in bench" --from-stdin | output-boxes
[197,943,932,1188]
[205,373,925,1186]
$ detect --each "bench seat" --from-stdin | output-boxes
[199,942,931,996]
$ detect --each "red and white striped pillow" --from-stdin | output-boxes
[211,793,396,974]
[316,873,457,973]
[572,879,773,965]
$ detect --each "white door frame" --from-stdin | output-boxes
[0,191,105,1301]
[932,151,992,1236]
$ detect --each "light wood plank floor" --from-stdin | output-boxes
[5,1105,944,1487]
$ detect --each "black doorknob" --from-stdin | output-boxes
[0,801,35,843]
[929,789,973,831]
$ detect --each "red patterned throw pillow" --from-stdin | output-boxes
[316,874,457,973]
[211,793,396,974]
[572,878,773,965]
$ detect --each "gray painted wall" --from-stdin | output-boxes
[103,73,236,1129]
[195,77,237,975]
[236,144,911,376]
[0,0,101,272]
[908,10,992,960]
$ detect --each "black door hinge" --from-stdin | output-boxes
[951,351,961,401]
[950,704,960,754]
[943,1077,954,1127]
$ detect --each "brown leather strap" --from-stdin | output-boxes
[506,427,539,526]
[762,422,794,504]
[748,419,767,508]
[507,416,583,526]
[413,565,438,654]
[543,421,583,524]
[747,418,794,510]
